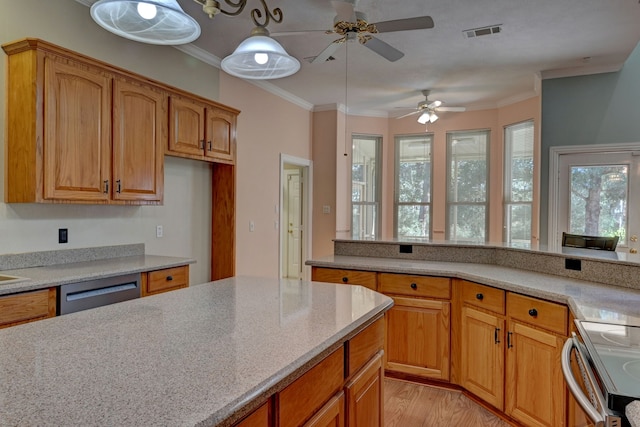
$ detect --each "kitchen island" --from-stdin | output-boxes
[0,276,392,426]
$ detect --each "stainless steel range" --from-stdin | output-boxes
[562,320,640,427]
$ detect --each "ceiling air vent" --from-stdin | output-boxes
[464,24,503,39]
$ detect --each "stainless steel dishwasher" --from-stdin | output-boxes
[58,273,141,315]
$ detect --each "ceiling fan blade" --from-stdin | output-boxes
[396,110,421,119]
[270,30,330,37]
[363,36,404,62]
[436,106,467,112]
[331,0,356,22]
[310,40,344,64]
[374,16,435,33]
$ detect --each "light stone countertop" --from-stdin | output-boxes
[0,276,393,427]
[307,255,640,326]
[0,254,195,296]
[628,401,640,427]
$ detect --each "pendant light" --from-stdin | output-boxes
[90,0,201,45]
[221,26,300,80]
[219,2,299,80]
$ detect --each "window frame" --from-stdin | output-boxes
[351,133,382,240]
[503,120,534,246]
[445,129,490,242]
[393,133,433,239]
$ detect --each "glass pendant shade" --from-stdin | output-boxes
[90,0,201,45]
[221,33,300,80]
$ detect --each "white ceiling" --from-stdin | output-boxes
[87,0,640,115]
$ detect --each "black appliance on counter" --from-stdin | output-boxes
[563,320,640,427]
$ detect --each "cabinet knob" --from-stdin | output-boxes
[528,308,538,317]
[410,283,417,290]
[476,293,484,300]
[166,275,173,281]
[342,277,348,283]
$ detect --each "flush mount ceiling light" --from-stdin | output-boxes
[195,0,300,80]
[90,0,201,45]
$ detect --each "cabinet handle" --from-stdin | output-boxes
[410,283,417,290]
[199,139,205,149]
[476,293,484,300]
[342,277,348,283]
[207,140,212,151]
[494,328,500,344]
[507,331,513,348]
[103,180,109,194]
[529,308,538,317]
[166,275,173,281]
[116,180,122,194]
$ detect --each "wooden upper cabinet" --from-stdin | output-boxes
[43,57,112,202]
[168,94,237,164]
[112,78,165,202]
[2,38,166,205]
[205,107,236,163]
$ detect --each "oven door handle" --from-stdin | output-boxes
[561,334,606,427]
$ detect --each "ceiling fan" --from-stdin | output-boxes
[271,0,434,64]
[397,90,467,123]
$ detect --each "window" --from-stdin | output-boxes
[394,134,432,239]
[446,130,489,242]
[503,121,534,246]
[352,135,381,239]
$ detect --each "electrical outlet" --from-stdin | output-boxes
[323,205,331,214]
[156,225,163,238]
[58,228,68,244]
[249,221,255,232]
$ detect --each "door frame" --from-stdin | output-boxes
[548,142,640,250]
[279,154,313,280]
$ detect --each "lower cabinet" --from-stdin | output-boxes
[303,392,345,427]
[235,401,271,427]
[0,288,56,329]
[460,305,505,410]
[344,352,384,427]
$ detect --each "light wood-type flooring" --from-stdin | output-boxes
[384,378,513,427]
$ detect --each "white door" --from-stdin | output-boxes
[284,169,303,279]
[556,151,640,252]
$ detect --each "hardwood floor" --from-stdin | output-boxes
[384,378,513,427]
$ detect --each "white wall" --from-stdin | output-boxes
[0,1,219,285]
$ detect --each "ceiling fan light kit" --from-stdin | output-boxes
[90,0,201,45]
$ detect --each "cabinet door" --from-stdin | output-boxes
[112,79,166,202]
[345,352,383,427]
[460,306,505,410]
[385,296,450,381]
[303,392,345,427]
[205,107,236,163]
[505,320,566,427]
[168,96,206,157]
[44,57,111,201]
[234,401,271,427]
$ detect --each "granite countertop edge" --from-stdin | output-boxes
[306,255,640,324]
[201,303,393,427]
[0,254,196,296]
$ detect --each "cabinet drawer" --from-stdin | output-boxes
[461,280,505,315]
[0,288,56,328]
[506,292,567,335]
[143,265,189,296]
[311,268,377,290]
[278,347,344,427]
[379,273,450,299]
